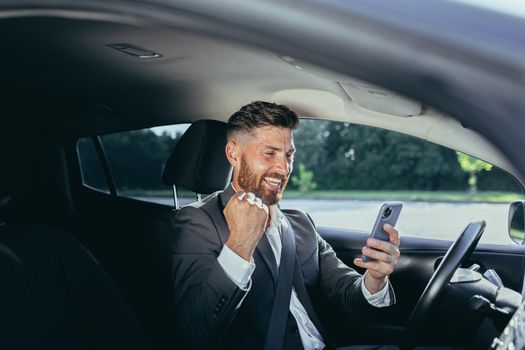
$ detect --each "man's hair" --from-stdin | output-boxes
[227,101,299,141]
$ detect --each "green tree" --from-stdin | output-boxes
[96,129,182,192]
[292,119,329,178]
[301,121,465,191]
[291,163,317,192]
[456,152,493,193]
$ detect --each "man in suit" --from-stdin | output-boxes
[171,101,401,349]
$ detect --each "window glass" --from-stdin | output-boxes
[281,119,524,245]
[77,137,110,193]
[78,124,195,205]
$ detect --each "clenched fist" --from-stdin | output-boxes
[224,192,269,261]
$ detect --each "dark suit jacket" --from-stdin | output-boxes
[170,185,395,349]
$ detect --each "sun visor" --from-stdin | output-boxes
[277,54,422,117]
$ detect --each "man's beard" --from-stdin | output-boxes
[237,154,289,206]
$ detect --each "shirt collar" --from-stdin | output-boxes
[268,205,282,229]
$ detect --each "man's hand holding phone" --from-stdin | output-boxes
[353,203,402,294]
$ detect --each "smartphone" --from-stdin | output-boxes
[361,202,403,262]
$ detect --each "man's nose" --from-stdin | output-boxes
[273,153,289,175]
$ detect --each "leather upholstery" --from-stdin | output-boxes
[0,91,148,349]
[0,91,40,216]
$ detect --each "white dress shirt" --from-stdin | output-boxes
[218,199,393,350]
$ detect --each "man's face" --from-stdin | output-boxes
[233,126,295,206]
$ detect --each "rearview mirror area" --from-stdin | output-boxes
[509,201,525,244]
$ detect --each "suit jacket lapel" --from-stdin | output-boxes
[219,184,278,283]
[219,183,236,208]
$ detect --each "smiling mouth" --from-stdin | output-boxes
[263,177,282,190]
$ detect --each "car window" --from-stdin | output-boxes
[281,119,525,245]
[77,137,110,194]
[77,124,195,205]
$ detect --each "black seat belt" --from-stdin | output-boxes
[264,216,296,350]
[292,256,334,349]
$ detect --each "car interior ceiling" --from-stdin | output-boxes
[1,15,329,136]
[1,12,517,178]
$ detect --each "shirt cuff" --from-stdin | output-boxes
[361,271,392,308]
[217,244,256,290]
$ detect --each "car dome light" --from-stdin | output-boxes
[107,43,162,59]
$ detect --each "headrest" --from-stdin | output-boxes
[162,120,232,194]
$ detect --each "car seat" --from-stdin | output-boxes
[0,90,148,350]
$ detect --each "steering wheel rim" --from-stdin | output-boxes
[406,220,486,336]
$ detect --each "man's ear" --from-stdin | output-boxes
[225,140,239,167]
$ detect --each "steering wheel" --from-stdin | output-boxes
[405,220,486,336]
